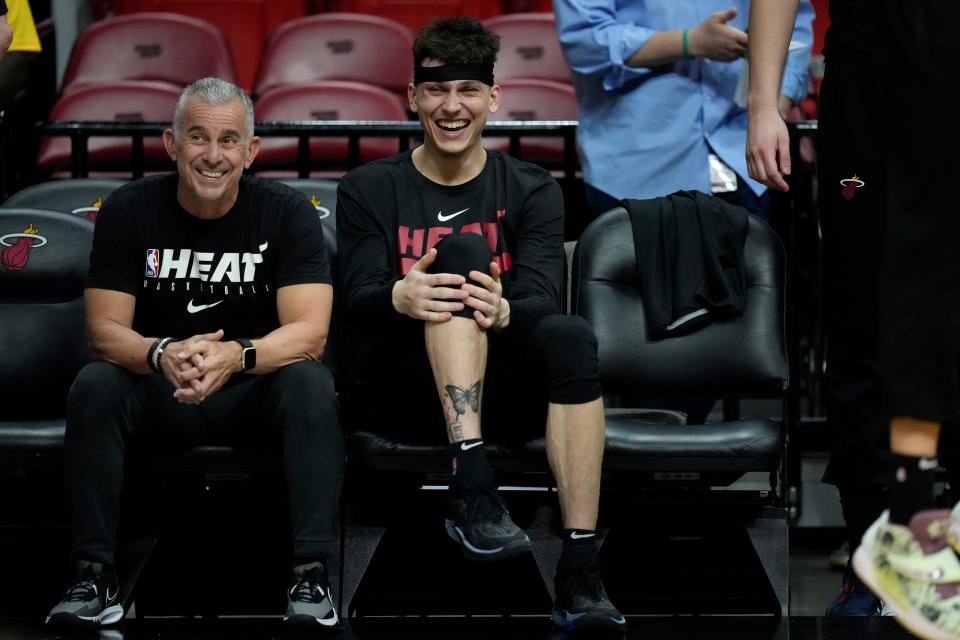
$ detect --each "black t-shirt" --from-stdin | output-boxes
[337,150,565,381]
[88,173,330,340]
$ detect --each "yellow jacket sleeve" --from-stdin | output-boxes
[6,0,40,53]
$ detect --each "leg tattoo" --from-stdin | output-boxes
[444,380,482,442]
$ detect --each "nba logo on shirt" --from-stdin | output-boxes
[145,249,160,278]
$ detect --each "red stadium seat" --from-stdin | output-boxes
[337,0,503,34]
[483,13,570,84]
[253,81,409,171]
[113,0,308,91]
[254,14,414,99]
[36,81,179,172]
[485,78,578,163]
[61,13,237,94]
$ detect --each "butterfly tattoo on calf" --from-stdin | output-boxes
[445,381,482,418]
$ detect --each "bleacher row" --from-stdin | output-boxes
[38,11,576,174]
[0,177,792,617]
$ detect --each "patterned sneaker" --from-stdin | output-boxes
[853,509,960,640]
[445,487,532,561]
[45,561,123,628]
[552,559,626,633]
[285,561,339,628]
[825,566,882,616]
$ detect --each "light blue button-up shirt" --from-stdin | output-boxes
[554,0,813,199]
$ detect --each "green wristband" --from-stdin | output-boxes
[682,29,691,58]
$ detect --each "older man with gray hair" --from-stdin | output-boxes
[46,77,343,629]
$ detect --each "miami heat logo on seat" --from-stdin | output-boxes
[311,195,331,220]
[1,223,48,272]
[71,196,104,221]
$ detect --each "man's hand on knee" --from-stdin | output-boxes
[392,248,469,322]
[464,262,510,331]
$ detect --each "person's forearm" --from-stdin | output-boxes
[348,278,402,315]
[626,30,687,67]
[88,320,155,374]
[747,0,799,111]
[248,320,327,374]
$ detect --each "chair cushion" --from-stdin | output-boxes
[347,409,684,473]
[603,414,781,472]
[0,419,66,452]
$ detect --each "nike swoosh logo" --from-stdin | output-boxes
[187,299,224,314]
[105,587,117,603]
[460,441,483,451]
[570,532,595,540]
[438,208,469,222]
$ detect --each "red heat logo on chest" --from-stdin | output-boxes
[398,222,513,275]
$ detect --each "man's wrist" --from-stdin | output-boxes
[494,298,510,330]
[233,341,244,373]
[685,26,700,57]
[148,337,174,373]
[390,280,404,314]
[233,338,255,372]
[747,94,781,113]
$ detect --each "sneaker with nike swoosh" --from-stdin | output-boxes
[285,561,339,629]
[553,557,626,633]
[46,561,123,628]
[446,486,531,561]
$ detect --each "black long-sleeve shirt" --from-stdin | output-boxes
[337,150,565,384]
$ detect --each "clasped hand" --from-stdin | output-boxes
[158,329,241,405]
[392,248,507,330]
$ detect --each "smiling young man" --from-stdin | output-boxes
[46,77,343,629]
[337,17,624,632]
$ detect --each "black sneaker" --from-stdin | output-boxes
[445,486,532,561]
[285,561,339,628]
[825,566,882,616]
[45,561,123,628]
[552,560,626,633]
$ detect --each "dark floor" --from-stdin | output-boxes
[0,616,920,640]
[0,536,909,640]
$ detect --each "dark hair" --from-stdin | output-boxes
[412,17,500,66]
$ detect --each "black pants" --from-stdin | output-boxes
[877,0,960,425]
[817,52,889,490]
[64,361,344,565]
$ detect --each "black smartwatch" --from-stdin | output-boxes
[234,338,256,372]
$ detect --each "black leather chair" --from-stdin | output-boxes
[276,178,337,231]
[572,205,790,616]
[0,208,92,515]
[2,179,127,221]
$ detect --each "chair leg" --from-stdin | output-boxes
[340,513,386,620]
[744,507,789,618]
